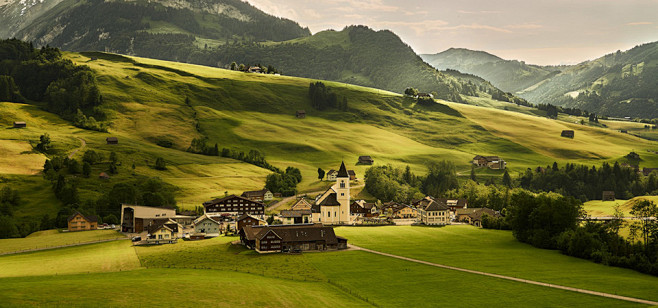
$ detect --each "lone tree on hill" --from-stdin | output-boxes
[155,157,167,170]
[317,168,325,181]
[502,170,512,188]
[404,87,418,97]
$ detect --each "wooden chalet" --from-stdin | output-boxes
[602,191,615,201]
[561,130,575,138]
[239,223,347,253]
[417,93,434,99]
[67,211,98,232]
[381,202,417,219]
[296,110,306,118]
[291,198,312,211]
[13,121,26,128]
[236,213,267,232]
[472,155,506,170]
[455,208,501,227]
[146,218,180,244]
[241,188,273,202]
[326,169,338,181]
[106,137,118,144]
[247,66,262,73]
[348,170,356,181]
[358,155,374,165]
[203,195,265,216]
[280,209,312,224]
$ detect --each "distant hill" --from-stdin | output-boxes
[0,0,513,101]
[421,48,559,94]
[423,44,658,118]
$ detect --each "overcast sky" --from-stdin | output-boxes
[245,0,658,65]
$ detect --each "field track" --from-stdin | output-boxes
[350,244,658,306]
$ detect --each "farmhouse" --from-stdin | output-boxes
[236,213,267,232]
[381,202,418,219]
[146,218,181,244]
[296,110,306,118]
[120,204,177,233]
[416,198,450,225]
[280,209,312,224]
[106,137,118,144]
[193,214,222,237]
[348,170,356,181]
[12,121,26,128]
[312,162,352,225]
[67,211,98,232]
[358,156,374,165]
[561,130,575,138]
[602,191,615,201]
[456,208,501,227]
[203,195,265,217]
[239,223,348,253]
[472,155,507,169]
[326,169,337,181]
[247,66,262,73]
[291,198,312,210]
[241,188,273,202]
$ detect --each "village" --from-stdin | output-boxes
[64,160,504,254]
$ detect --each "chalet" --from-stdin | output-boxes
[280,210,312,224]
[193,214,222,237]
[417,93,434,99]
[348,170,357,181]
[456,208,501,227]
[291,198,312,211]
[120,204,177,233]
[146,219,181,244]
[472,155,506,169]
[236,213,267,232]
[12,121,26,128]
[642,168,658,176]
[241,188,273,202]
[561,130,575,138]
[67,211,98,232]
[358,156,374,165]
[602,191,615,201]
[381,202,418,219]
[239,223,347,253]
[472,155,487,167]
[296,110,306,118]
[247,66,262,73]
[417,198,450,225]
[99,172,110,180]
[435,198,468,212]
[106,137,118,144]
[203,195,265,216]
[326,169,338,181]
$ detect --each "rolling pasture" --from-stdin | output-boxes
[0,229,125,254]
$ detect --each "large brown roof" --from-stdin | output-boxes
[241,189,270,198]
[243,224,341,245]
[147,218,179,234]
[67,211,98,223]
[319,192,341,206]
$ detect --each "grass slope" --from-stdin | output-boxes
[335,225,658,302]
[0,229,125,254]
[583,196,658,217]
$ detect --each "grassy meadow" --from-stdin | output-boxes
[583,196,658,217]
[0,229,125,254]
[335,225,658,302]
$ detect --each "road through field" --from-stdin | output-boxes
[68,137,86,159]
[350,244,658,306]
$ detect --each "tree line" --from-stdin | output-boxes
[308,82,348,111]
[364,162,459,204]
[266,167,302,197]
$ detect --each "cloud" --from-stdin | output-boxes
[505,23,543,30]
[457,10,502,14]
[626,21,653,26]
[327,0,399,12]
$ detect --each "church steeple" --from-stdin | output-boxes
[337,161,349,178]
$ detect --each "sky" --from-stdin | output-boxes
[244,0,658,65]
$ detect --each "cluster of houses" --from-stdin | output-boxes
[472,155,507,170]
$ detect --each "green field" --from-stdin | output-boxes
[335,225,658,302]
[0,229,126,254]
[583,196,658,216]
[0,225,652,306]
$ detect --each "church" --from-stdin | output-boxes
[312,161,352,225]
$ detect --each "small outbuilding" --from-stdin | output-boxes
[99,172,110,180]
[602,191,615,201]
[106,137,118,144]
[296,110,306,118]
[358,156,374,165]
[13,121,26,128]
[561,130,575,138]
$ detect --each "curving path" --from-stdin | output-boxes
[349,244,658,306]
[68,137,87,159]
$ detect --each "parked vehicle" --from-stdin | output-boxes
[131,236,142,242]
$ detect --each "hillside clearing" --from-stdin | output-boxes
[0,229,126,255]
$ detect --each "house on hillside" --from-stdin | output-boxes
[602,191,615,201]
[417,93,434,99]
[106,137,118,144]
[13,121,26,128]
[236,213,267,232]
[358,156,374,165]
[241,188,273,202]
[67,211,98,232]
[146,219,181,244]
[456,208,501,227]
[203,195,265,217]
[247,66,262,73]
[193,214,222,237]
[472,155,506,169]
[239,223,347,253]
[416,198,450,225]
[348,170,356,181]
[326,169,337,181]
[296,110,306,118]
[561,130,575,138]
[280,209,312,224]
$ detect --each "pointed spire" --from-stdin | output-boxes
[337,161,349,178]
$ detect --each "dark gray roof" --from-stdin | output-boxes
[337,161,349,178]
[319,192,341,206]
[280,210,312,218]
[242,224,341,245]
